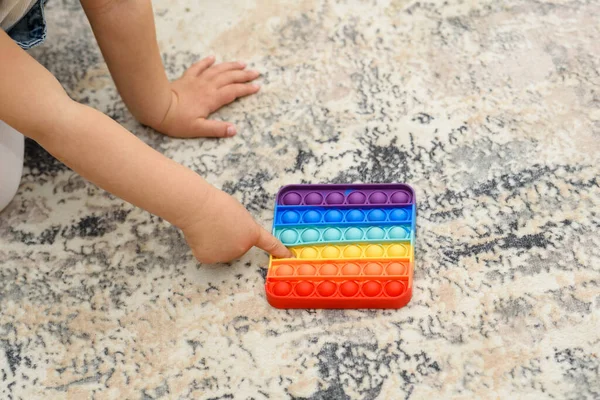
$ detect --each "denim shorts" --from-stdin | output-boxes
[5,0,47,49]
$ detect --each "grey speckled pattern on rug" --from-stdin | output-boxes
[1,0,600,399]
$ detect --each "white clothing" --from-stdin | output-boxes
[0,120,24,212]
[0,0,37,30]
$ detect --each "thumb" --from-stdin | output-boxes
[192,119,237,138]
[255,226,294,259]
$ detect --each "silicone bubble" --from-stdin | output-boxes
[305,192,323,205]
[325,192,345,205]
[365,245,385,257]
[347,191,367,204]
[367,209,387,222]
[276,265,294,276]
[295,281,314,296]
[324,210,343,223]
[362,281,382,297]
[346,210,365,222]
[366,227,385,240]
[323,228,342,241]
[282,192,302,205]
[364,262,383,275]
[385,281,405,297]
[279,229,299,244]
[389,209,408,222]
[344,227,364,241]
[300,247,319,258]
[387,244,407,257]
[281,210,301,224]
[320,263,338,275]
[301,228,320,242]
[297,264,316,276]
[343,245,362,258]
[386,262,406,275]
[340,281,359,297]
[388,226,409,239]
[390,191,410,204]
[317,281,337,297]
[322,246,341,259]
[303,210,322,223]
[368,192,388,204]
[273,281,292,296]
[342,263,360,275]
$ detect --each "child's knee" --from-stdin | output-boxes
[0,121,24,212]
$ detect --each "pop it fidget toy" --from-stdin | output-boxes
[265,184,416,309]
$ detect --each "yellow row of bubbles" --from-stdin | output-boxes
[288,243,412,260]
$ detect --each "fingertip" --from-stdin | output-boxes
[272,246,294,259]
[256,228,294,259]
[276,239,294,259]
[284,248,295,258]
[226,125,237,137]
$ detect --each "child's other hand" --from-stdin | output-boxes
[180,187,293,264]
[155,56,260,138]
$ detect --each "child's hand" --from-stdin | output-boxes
[179,187,293,264]
[154,56,260,138]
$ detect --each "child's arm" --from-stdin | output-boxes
[80,0,259,138]
[0,31,291,263]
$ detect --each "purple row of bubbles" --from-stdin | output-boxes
[280,190,412,206]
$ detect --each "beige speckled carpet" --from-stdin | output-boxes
[1,0,599,398]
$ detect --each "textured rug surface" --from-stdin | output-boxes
[1,0,599,398]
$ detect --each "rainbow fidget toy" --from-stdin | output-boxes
[265,184,416,309]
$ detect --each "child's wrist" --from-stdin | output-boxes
[128,86,173,133]
[139,90,176,135]
[168,178,216,231]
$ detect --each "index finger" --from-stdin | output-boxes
[255,226,294,259]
